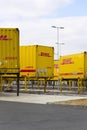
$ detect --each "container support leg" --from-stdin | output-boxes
[32,81,34,89]
[24,77,28,91]
[17,73,20,96]
[78,78,82,93]
[53,81,55,89]
[60,79,62,92]
[37,80,40,89]
[0,75,3,92]
[7,80,12,90]
[69,80,72,90]
[85,80,87,91]
[44,78,47,93]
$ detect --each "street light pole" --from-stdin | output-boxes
[51,26,64,59]
[51,26,64,90]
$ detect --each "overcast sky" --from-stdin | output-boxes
[0,0,87,59]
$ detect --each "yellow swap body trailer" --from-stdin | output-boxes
[20,45,54,79]
[0,28,20,95]
[60,52,87,80]
[0,28,19,74]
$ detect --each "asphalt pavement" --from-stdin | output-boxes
[0,101,87,130]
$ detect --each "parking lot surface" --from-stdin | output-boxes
[0,100,87,130]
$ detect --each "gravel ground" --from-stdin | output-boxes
[50,99,87,107]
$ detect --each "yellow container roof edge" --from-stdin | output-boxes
[61,51,87,57]
[20,44,54,48]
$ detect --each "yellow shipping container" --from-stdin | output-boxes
[0,28,19,74]
[20,45,54,78]
[60,52,87,79]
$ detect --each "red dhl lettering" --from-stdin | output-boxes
[60,72,83,76]
[0,35,12,40]
[61,58,74,65]
[40,52,51,57]
[54,64,58,68]
[5,57,17,60]
[26,66,33,68]
[47,67,51,69]
[54,76,58,78]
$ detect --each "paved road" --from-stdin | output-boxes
[0,101,87,130]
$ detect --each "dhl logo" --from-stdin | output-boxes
[5,57,17,60]
[61,58,74,65]
[0,35,12,40]
[54,64,58,68]
[39,52,51,57]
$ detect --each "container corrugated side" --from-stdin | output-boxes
[20,46,36,77]
[60,52,85,79]
[36,45,54,78]
[0,28,19,74]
